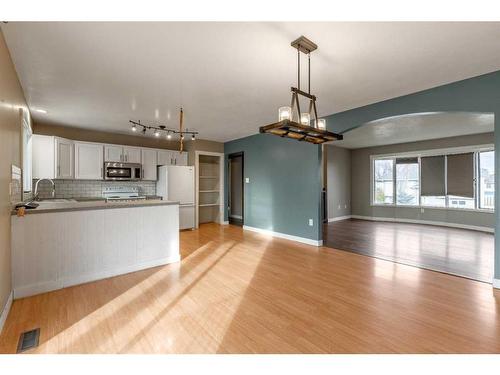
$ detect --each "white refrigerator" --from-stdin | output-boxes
[157,165,195,230]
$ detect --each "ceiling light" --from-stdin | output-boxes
[317,119,326,130]
[154,129,160,137]
[131,124,137,132]
[278,106,291,121]
[191,134,196,141]
[35,109,47,114]
[167,133,172,140]
[300,113,310,126]
[259,36,342,144]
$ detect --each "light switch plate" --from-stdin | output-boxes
[245,178,250,183]
[308,219,313,226]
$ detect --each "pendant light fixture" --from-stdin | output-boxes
[259,36,342,144]
[129,107,198,153]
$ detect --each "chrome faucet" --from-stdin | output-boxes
[33,178,55,201]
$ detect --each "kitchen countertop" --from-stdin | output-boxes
[12,199,180,215]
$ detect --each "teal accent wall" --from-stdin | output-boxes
[224,133,322,241]
[323,70,500,280]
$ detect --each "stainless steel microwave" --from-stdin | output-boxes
[104,162,142,181]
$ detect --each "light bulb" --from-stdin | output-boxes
[167,133,172,140]
[317,119,326,130]
[154,129,160,137]
[131,124,137,132]
[191,134,196,141]
[278,106,291,121]
[300,112,310,126]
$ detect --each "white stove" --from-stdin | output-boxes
[102,186,146,202]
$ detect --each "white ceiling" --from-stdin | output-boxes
[334,112,494,149]
[2,22,500,142]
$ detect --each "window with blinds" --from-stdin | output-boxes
[371,148,494,211]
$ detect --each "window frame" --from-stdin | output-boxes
[21,112,33,193]
[370,144,494,213]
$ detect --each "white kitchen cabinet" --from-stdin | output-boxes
[123,146,141,163]
[104,144,124,162]
[176,151,188,166]
[33,135,73,179]
[105,144,141,163]
[141,148,158,180]
[168,150,188,166]
[157,150,172,166]
[55,138,74,179]
[75,142,104,179]
[32,134,55,179]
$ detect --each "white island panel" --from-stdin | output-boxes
[12,204,180,298]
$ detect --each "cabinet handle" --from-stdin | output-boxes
[125,154,128,162]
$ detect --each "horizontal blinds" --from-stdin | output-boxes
[396,157,418,164]
[421,156,445,196]
[447,152,474,198]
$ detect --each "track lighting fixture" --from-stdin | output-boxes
[129,107,198,152]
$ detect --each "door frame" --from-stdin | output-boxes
[195,150,225,228]
[228,152,244,226]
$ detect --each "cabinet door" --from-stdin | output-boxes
[176,152,188,166]
[32,135,55,179]
[104,145,123,162]
[157,150,172,166]
[141,149,158,180]
[75,142,104,180]
[123,146,141,163]
[55,137,74,179]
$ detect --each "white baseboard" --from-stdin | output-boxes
[328,215,352,222]
[0,291,13,335]
[493,279,500,289]
[14,254,181,299]
[243,225,322,246]
[351,215,494,233]
[221,220,229,225]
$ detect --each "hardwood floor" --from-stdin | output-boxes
[324,219,494,283]
[1,223,499,353]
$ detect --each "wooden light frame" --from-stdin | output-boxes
[259,36,343,144]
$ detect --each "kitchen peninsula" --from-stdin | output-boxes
[11,199,180,298]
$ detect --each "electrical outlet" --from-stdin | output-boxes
[245,177,250,183]
[308,218,313,226]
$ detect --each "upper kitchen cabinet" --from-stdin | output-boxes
[74,142,104,180]
[157,149,188,166]
[33,135,74,179]
[157,149,172,166]
[141,148,158,180]
[55,137,74,179]
[123,146,141,163]
[104,144,123,162]
[171,151,188,166]
[105,144,142,163]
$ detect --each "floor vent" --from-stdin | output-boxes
[17,328,40,353]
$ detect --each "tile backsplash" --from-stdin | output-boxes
[33,179,156,199]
